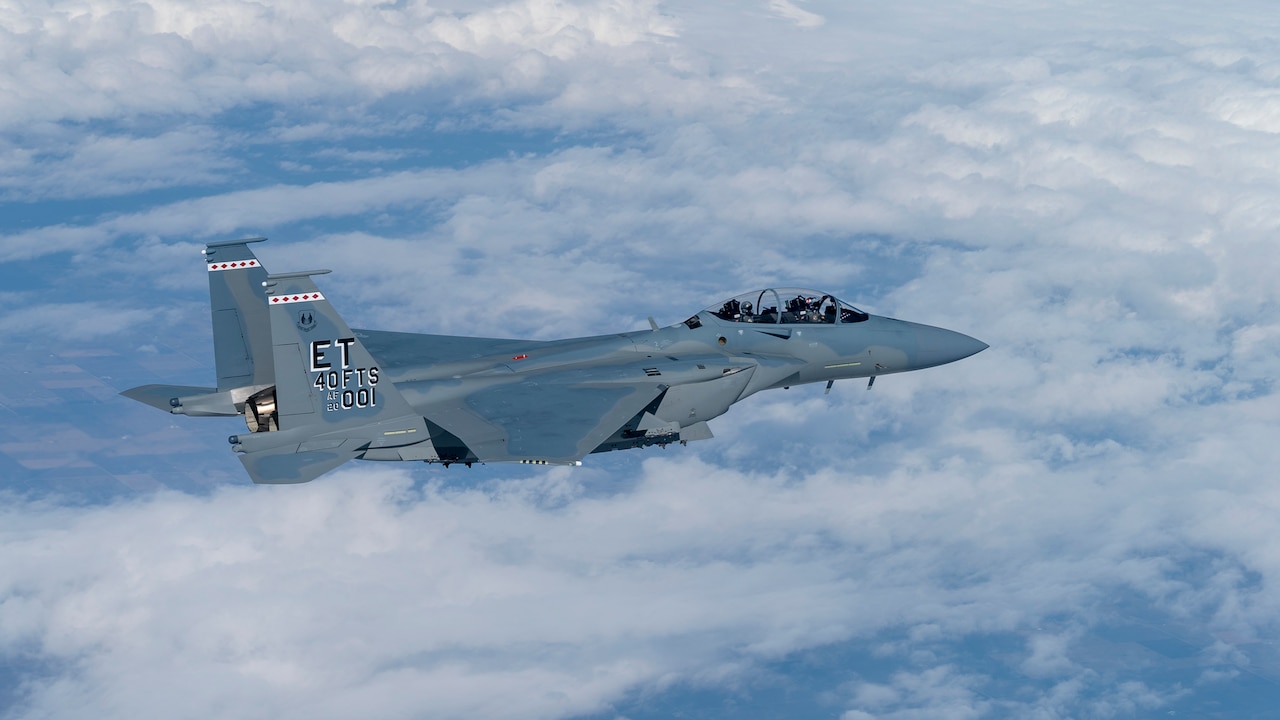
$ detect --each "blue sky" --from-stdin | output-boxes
[3,0,1280,717]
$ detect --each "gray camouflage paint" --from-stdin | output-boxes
[123,240,986,483]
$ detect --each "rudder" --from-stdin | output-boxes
[204,237,272,392]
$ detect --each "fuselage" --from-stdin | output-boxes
[361,300,987,454]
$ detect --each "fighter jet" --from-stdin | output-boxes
[122,238,987,484]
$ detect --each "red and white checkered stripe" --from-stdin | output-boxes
[207,259,260,272]
[269,293,325,305]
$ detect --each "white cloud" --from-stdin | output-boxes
[847,666,989,720]
[1021,631,1080,678]
[0,127,232,201]
[3,437,1271,719]
[0,301,165,341]
[0,0,698,132]
[766,1,825,29]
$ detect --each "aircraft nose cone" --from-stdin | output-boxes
[914,326,988,367]
[947,331,989,360]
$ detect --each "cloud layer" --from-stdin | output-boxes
[5,437,1273,719]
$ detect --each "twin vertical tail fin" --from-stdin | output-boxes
[230,270,435,483]
[123,239,433,483]
[205,238,273,392]
[121,238,273,417]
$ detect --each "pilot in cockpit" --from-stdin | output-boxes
[785,295,808,322]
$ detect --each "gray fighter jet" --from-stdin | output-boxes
[122,239,987,483]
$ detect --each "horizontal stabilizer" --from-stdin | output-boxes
[120,384,239,416]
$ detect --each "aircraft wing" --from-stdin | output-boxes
[413,355,751,464]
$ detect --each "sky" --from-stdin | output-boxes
[2,0,1280,717]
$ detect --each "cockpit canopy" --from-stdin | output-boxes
[697,288,869,326]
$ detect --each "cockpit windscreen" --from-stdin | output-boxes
[705,288,868,324]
